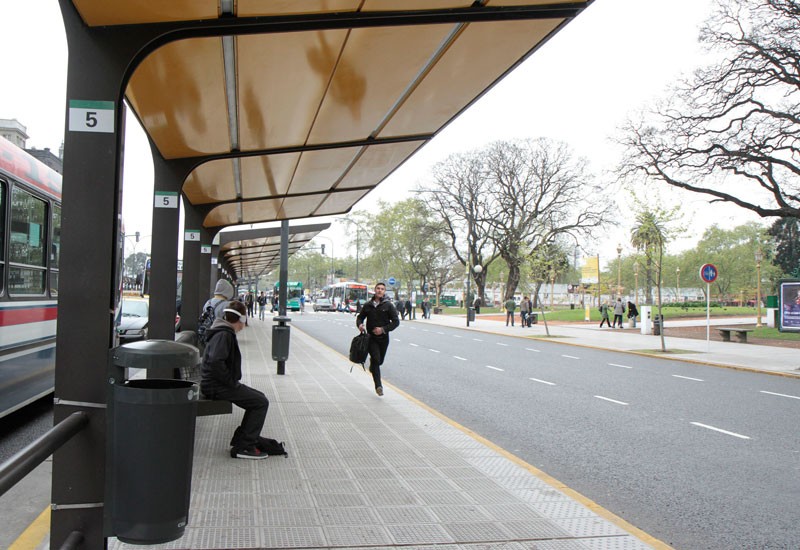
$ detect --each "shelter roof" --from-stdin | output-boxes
[69,1,591,229]
[218,223,330,279]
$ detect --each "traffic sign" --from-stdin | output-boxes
[700,263,718,283]
[388,277,396,286]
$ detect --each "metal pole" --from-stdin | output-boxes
[355,227,359,282]
[706,282,711,352]
[276,220,290,375]
[465,252,471,327]
[756,251,762,328]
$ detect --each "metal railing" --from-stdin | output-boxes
[0,411,89,497]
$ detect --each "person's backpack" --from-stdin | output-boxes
[196,298,223,349]
[258,437,288,457]
[349,332,370,372]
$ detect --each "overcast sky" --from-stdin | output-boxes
[1,0,763,271]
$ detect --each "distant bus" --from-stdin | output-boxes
[438,292,458,307]
[327,281,368,312]
[274,281,303,311]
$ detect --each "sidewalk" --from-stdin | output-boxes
[101,321,664,550]
[416,313,800,378]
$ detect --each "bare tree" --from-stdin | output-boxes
[483,138,609,300]
[418,153,500,304]
[620,0,800,218]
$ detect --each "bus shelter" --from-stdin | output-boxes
[52,1,592,546]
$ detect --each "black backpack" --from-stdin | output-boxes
[196,298,223,348]
[349,332,370,372]
[258,437,288,457]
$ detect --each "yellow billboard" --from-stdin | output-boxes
[581,256,599,284]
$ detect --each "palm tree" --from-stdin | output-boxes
[631,209,667,351]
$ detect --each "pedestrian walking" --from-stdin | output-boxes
[257,291,267,321]
[356,282,400,396]
[612,298,626,328]
[520,295,530,328]
[599,301,612,328]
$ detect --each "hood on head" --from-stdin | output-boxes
[214,279,234,299]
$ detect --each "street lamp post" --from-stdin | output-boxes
[335,217,366,281]
[465,254,483,327]
[755,247,763,327]
[616,243,622,300]
[633,261,639,306]
[676,266,681,303]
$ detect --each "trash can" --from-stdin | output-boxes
[529,313,538,324]
[468,307,475,322]
[108,341,200,544]
[653,314,664,336]
[272,324,291,361]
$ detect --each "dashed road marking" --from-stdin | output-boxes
[409,343,419,347]
[485,365,504,372]
[608,363,632,369]
[496,342,509,347]
[562,354,580,360]
[673,375,704,382]
[691,422,750,440]
[454,356,467,361]
[529,378,556,386]
[525,348,540,352]
[429,349,441,353]
[473,338,484,342]
[760,390,800,400]
[594,395,628,405]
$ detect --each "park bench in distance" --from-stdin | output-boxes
[717,327,754,343]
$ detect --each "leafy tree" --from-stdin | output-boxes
[631,208,670,351]
[768,217,800,276]
[620,0,800,219]
[124,251,149,282]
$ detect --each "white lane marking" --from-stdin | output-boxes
[453,335,463,338]
[485,365,504,372]
[760,390,800,400]
[594,395,628,405]
[394,338,401,342]
[429,349,440,353]
[525,348,540,352]
[409,343,419,347]
[673,375,704,382]
[691,422,750,440]
[473,338,484,342]
[454,356,467,361]
[608,363,632,369]
[562,354,580,360]
[529,378,556,386]
[436,331,445,335]
[496,342,509,347]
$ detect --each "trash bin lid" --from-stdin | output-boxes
[112,339,199,370]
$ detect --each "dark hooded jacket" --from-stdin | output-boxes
[200,319,241,396]
[356,296,400,337]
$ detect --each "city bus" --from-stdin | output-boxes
[0,135,62,418]
[274,281,303,311]
[438,291,459,307]
[327,281,368,312]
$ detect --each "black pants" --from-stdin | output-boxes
[613,314,623,327]
[600,316,611,327]
[204,383,269,450]
[367,335,390,389]
[506,311,514,326]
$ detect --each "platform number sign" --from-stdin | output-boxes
[154,191,178,209]
[700,263,718,283]
[68,100,115,133]
[184,230,200,242]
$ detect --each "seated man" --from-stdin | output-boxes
[200,300,274,459]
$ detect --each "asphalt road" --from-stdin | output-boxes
[293,311,800,550]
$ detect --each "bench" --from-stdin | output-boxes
[717,327,754,343]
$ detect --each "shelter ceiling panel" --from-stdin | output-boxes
[73,0,219,25]
[311,189,371,217]
[289,148,362,195]
[306,24,454,144]
[240,153,300,199]
[127,38,230,158]
[236,0,362,16]
[183,159,236,204]
[205,203,245,228]
[362,1,474,9]
[380,19,562,137]
[237,31,348,151]
[336,141,424,190]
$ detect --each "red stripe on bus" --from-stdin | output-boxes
[0,307,58,326]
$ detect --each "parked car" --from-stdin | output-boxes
[313,298,335,312]
[117,299,149,342]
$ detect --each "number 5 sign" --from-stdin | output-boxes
[154,191,178,209]
[68,100,115,133]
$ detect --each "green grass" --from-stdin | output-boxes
[751,327,800,341]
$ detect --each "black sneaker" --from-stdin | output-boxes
[376,386,384,396]
[230,446,268,460]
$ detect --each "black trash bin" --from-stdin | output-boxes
[653,314,664,336]
[272,324,291,361]
[468,307,476,322]
[108,341,200,544]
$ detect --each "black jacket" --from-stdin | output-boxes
[356,297,400,337]
[200,319,242,396]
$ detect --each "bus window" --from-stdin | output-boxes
[0,180,5,294]
[9,187,46,295]
[50,204,60,295]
